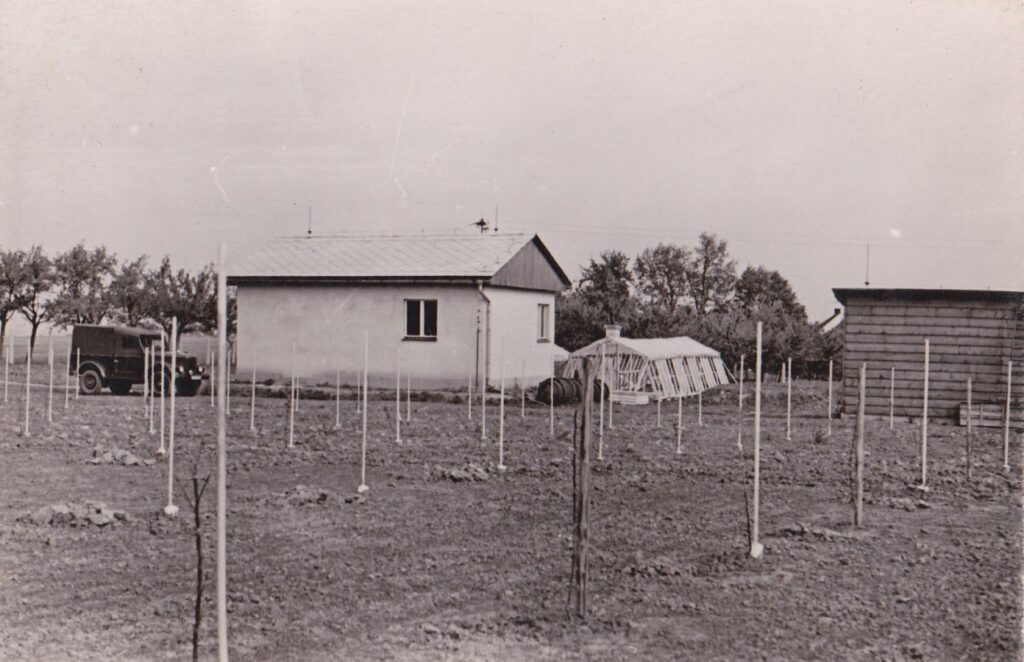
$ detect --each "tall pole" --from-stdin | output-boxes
[571,357,594,618]
[498,344,506,471]
[750,322,763,559]
[164,317,179,516]
[785,357,792,441]
[288,344,296,449]
[47,333,53,425]
[1004,360,1012,472]
[251,366,258,433]
[23,339,31,437]
[854,362,865,527]
[826,359,833,437]
[358,332,369,493]
[737,354,745,450]
[215,243,230,662]
[598,345,605,460]
[158,340,166,454]
[920,339,930,488]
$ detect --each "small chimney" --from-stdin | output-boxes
[604,324,621,338]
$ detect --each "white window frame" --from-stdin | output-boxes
[537,303,550,342]
[404,299,438,340]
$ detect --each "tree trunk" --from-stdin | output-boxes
[29,321,41,360]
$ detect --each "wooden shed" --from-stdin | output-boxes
[833,288,1024,424]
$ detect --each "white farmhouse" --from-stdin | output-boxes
[227,233,571,389]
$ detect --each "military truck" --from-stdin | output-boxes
[70,324,205,396]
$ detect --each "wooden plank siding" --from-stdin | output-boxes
[839,295,1024,422]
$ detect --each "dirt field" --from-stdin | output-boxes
[0,373,1020,661]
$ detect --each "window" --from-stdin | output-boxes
[537,303,550,341]
[405,299,438,339]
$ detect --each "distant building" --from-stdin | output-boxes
[227,233,571,389]
[833,288,1024,422]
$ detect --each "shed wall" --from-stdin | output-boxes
[840,297,1024,420]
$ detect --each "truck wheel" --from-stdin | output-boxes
[109,380,132,396]
[79,369,104,395]
[176,379,200,397]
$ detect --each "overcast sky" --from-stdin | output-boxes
[2,0,1021,324]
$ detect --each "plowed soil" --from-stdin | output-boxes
[0,374,1020,660]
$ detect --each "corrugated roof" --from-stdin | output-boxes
[833,287,1024,305]
[229,233,536,280]
[572,335,721,360]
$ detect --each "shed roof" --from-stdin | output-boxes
[227,233,570,291]
[572,335,721,360]
[833,287,1024,306]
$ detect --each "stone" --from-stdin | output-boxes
[28,506,53,526]
[447,468,473,482]
[86,510,114,527]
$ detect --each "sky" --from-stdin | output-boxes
[2,0,1022,326]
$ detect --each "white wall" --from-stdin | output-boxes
[483,286,556,389]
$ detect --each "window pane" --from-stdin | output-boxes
[538,304,549,339]
[423,300,438,337]
[406,300,420,336]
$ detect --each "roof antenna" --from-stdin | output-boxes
[472,218,489,234]
[307,205,313,238]
[864,243,870,286]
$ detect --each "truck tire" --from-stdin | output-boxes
[176,378,200,397]
[109,380,132,396]
[79,369,104,395]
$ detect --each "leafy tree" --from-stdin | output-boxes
[634,243,690,314]
[577,250,635,326]
[0,249,27,352]
[684,233,736,316]
[145,257,217,341]
[13,247,54,357]
[554,291,604,352]
[107,256,151,326]
[734,265,806,322]
[48,243,117,327]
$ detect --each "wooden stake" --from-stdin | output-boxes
[520,360,525,419]
[854,362,865,527]
[675,395,683,455]
[481,360,487,441]
[75,348,80,401]
[737,354,745,450]
[143,346,149,409]
[251,366,258,433]
[47,333,53,425]
[889,367,895,431]
[608,350,615,431]
[826,359,833,437]
[164,317,179,517]
[571,357,595,619]
[358,332,369,493]
[149,346,156,435]
[467,374,472,420]
[288,344,295,449]
[158,340,166,452]
[966,377,973,482]
[598,344,605,460]
[215,243,229,662]
[549,357,554,437]
[64,345,71,410]
[22,341,31,437]
[698,391,703,427]
[395,354,401,443]
[920,339,929,488]
[750,323,763,559]
[1004,360,1012,472]
[785,357,792,441]
[498,345,506,471]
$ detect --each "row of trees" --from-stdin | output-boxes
[0,244,223,356]
[556,233,842,374]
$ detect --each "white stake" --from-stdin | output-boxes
[675,395,683,455]
[395,353,401,443]
[158,339,166,454]
[967,377,973,481]
[1004,360,1012,472]
[143,346,149,409]
[549,358,554,437]
[225,352,231,416]
[698,390,703,427]
[210,349,216,407]
[481,361,487,441]
[657,398,662,427]
[854,362,865,527]
[46,333,53,425]
[3,340,8,404]
[149,343,156,436]
[498,345,506,471]
[288,344,295,449]
[827,359,833,436]
[520,361,525,419]
[64,344,71,410]
[356,368,361,413]
[598,344,605,459]
[750,322,763,559]
[889,367,895,430]
[608,349,615,430]
[406,372,411,423]
[358,332,369,493]
[919,339,929,488]
[333,367,341,431]
[163,318,179,517]
[467,374,472,420]
[251,365,257,433]
[23,340,31,437]
[214,243,230,662]
[75,348,80,401]
[737,354,745,450]
[785,357,792,441]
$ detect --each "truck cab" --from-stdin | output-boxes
[71,324,205,396]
